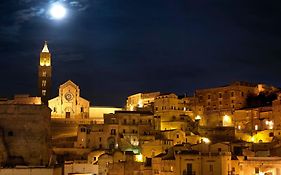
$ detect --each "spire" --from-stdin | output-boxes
[42,41,49,53]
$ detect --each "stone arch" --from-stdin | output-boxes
[107,136,116,150]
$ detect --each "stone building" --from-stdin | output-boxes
[233,106,273,133]
[48,80,90,119]
[0,99,52,166]
[151,143,235,175]
[238,157,281,175]
[64,160,98,175]
[273,93,281,137]
[154,93,195,131]
[194,81,260,127]
[141,139,174,159]
[74,111,157,150]
[126,92,160,111]
[150,141,281,175]
[95,150,143,175]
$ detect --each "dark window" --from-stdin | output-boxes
[132,119,135,124]
[111,129,116,135]
[186,163,192,173]
[66,112,70,118]
[218,148,222,152]
[234,146,243,156]
[123,129,125,133]
[255,167,259,174]
[81,107,84,112]
[209,165,213,172]
[81,128,86,132]
[99,137,102,142]
[8,131,13,136]
[124,119,127,124]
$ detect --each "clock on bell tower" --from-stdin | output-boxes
[38,41,52,104]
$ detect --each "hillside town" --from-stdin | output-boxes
[1,43,281,175]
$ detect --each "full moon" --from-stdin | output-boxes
[49,3,67,20]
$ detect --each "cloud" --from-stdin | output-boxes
[15,7,45,22]
[69,0,90,11]
[0,0,90,41]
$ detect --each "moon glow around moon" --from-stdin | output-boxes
[49,3,67,20]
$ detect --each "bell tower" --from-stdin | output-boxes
[38,41,52,104]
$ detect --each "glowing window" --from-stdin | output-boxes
[42,71,47,77]
[42,80,46,87]
[42,90,46,96]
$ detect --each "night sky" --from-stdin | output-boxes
[0,0,280,107]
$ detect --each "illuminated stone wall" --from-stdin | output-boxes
[126,92,160,111]
[0,104,51,166]
[194,82,258,126]
[0,95,42,105]
[272,94,281,139]
[89,106,122,124]
[233,106,273,133]
[74,111,156,150]
[239,157,281,175]
[175,151,233,175]
[154,93,195,130]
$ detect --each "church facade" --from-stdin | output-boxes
[48,80,90,119]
